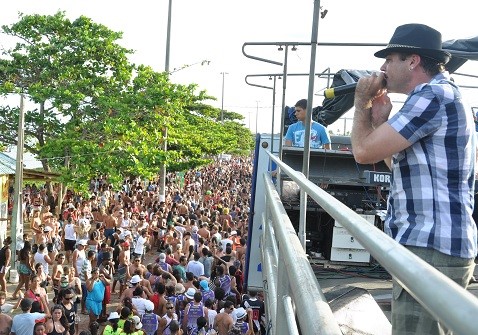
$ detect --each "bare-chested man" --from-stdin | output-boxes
[129,256,147,279]
[104,209,118,245]
[117,240,131,297]
[214,300,235,335]
[197,221,210,241]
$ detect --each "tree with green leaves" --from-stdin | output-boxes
[0,11,253,197]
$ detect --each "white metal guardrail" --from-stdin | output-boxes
[261,150,478,335]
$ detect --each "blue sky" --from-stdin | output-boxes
[2,0,478,137]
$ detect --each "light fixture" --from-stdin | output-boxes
[269,76,272,80]
[278,45,283,51]
[291,45,297,51]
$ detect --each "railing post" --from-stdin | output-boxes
[275,254,290,334]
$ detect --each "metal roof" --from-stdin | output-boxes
[0,152,16,175]
[0,152,59,180]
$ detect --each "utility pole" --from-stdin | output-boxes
[11,93,25,266]
[159,0,173,202]
[220,72,228,123]
[255,101,259,134]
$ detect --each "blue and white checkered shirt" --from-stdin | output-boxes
[385,72,477,259]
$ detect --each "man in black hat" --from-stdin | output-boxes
[351,23,476,335]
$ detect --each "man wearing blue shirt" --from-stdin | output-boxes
[284,99,331,149]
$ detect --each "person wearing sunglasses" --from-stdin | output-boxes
[158,302,178,335]
[59,288,77,335]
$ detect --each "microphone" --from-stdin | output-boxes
[323,83,357,99]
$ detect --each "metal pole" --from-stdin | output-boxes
[270,77,277,154]
[278,47,289,162]
[220,72,228,123]
[165,0,172,73]
[159,0,172,202]
[255,101,259,134]
[11,93,25,266]
[299,0,321,249]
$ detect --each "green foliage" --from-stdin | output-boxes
[0,12,253,192]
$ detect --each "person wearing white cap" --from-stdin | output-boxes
[183,289,208,335]
[131,315,143,332]
[140,300,159,335]
[231,307,253,335]
[103,312,122,335]
[119,274,142,301]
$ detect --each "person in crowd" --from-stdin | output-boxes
[25,274,49,313]
[351,23,477,335]
[0,291,13,335]
[80,250,95,315]
[158,301,179,335]
[12,240,33,299]
[213,300,235,335]
[85,267,109,325]
[284,98,331,149]
[59,288,78,335]
[140,300,159,335]
[241,291,265,335]
[102,312,122,335]
[45,305,69,335]
[0,236,12,293]
[98,252,114,322]
[63,218,78,265]
[10,298,49,335]
[183,291,208,335]
[52,254,66,303]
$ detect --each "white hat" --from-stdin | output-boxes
[191,226,198,233]
[185,287,196,299]
[131,315,143,330]
[107,312,120,320]
[230,230,237,236]
[129,275,141,284]
[68,204,75,209]
[78,239,88,246]
[234,307,247,319]
[159,253,166,261]
[144,300,154,312]
[43,226,53,232]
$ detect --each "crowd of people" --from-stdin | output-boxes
[1,156,266,335]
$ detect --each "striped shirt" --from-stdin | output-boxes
[385,72,477,259]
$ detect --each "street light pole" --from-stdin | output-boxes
[159,0,173,202]
[220,72,228,123]
[255,101,259,134]
[11,93,25,266]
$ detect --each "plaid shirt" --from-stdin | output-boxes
[385,72,477,259]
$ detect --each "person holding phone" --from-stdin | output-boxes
[85,267,110,325]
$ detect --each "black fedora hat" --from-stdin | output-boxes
[375,23,451,64]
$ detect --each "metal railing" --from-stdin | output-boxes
[261,151,478,335]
